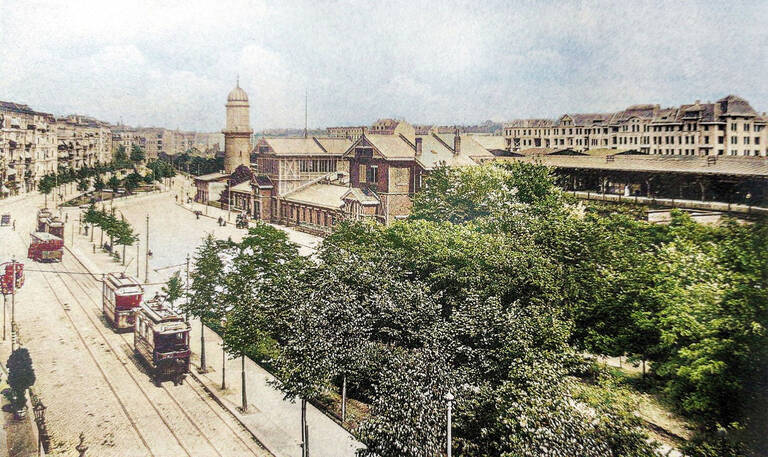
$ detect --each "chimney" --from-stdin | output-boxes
[453,131,461,155]
[415,137,422,156]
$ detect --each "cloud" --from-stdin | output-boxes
[0,0,767,130]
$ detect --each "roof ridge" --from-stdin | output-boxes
[312,136,328,153]
[431,132,454,152]
[398,133,416,150]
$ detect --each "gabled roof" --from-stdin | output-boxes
[230,181,253,193]
[344,134,416,160]
[717,95,757,117]
[284,183,350,209]
[258,137,325,156]
[314,137,352,155]
[466,135,507,151]
[342,187,380,205]
[254,175,274,189]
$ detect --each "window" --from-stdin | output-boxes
[359,164,366,182]
[731,136,738,145]
[367,165,378,183]
[745,124,751,132]
[718,136,724,144]
[745,137,750,145]
[756,137,761,145]
[732,123,738,130]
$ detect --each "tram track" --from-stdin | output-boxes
[44,263,195,457]
[56,252,266,457]
[37,267,158,457]
[7,199,272,456]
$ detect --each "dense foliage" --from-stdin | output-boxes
[186,161,766,456]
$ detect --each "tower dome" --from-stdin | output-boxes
[223,79,253,174]
[227,84,248,102]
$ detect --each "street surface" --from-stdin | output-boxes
[0,188,270,456]
[0,181,358,457]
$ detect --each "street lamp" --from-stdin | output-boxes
[33,402,46,455]
[444,392,455,457]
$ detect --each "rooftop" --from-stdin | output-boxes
[284,183,350,209]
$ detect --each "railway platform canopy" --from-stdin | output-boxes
[496,152,768,206]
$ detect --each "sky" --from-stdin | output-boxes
[1,0,767,132]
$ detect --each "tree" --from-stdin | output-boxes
[77,177,90,192]
[223,222,302,413]
[114,219,138,266]
[124,172,142,193]
[6,348,36,412]
[114,145,129,167]
[107,175,121,194]
[163,272,183,311]
[38,174,55,207]
[182,234,226,373]
[93,175,105,192]
[357,346,452,457]
[130,145,145,163]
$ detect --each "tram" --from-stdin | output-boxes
[36,208,52,232]
[0,262,24,294]
[102,273,143,331]
[134,297,190,386]
[28,232,63,262]
[36,208,64,238]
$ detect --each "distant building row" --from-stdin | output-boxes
[0,100,223,196]
[503,95,768,157]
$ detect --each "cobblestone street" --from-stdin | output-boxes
[0,190,273,456]
[0,186,357,457]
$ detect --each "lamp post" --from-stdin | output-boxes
[11,256,16,327]
[445,392,454,457]
[33,402,46,456]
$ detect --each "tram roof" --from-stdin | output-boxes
[139,300,187,329]
[105,272,141,290]
[30,232,62,241]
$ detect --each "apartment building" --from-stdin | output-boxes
[0,101,58,194]
[56,114,113,169]
[327,126,366,140]
[503,95,768,157]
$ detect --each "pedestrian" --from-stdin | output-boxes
[12,220,15,231]
[65,213,69,222]
[218,216,223,226]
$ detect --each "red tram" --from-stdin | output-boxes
[36,208,64,238]
[102,273,143,331]
[36,208,52,232]
[28,232,63,262]
[134,297,190,386]
[0,262,24,294]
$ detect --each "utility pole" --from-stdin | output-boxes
[144,215,149,283]
[184,254,190,322]
[241,354,247,412]
[2,294,5,341]
[227,185,231,222]
[200,315,207,373]
[11,256,16,326]
[445,392,454,457]
[136,241,140,278]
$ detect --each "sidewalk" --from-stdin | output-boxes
[62,194,360,457]
[0,321,41,457]
[187,323,359,457]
